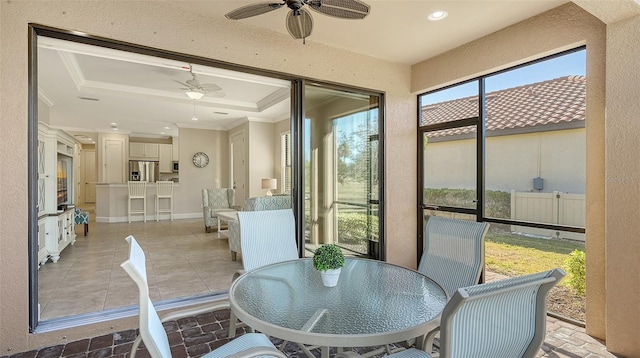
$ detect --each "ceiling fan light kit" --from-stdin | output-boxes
[176,64,223,98]
[225,0,370,43]
[185,91,205,100]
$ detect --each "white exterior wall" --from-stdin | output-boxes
[425,128,586,194]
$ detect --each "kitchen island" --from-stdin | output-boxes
[95,182,199,223]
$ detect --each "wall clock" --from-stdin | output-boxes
[192,152,209,168]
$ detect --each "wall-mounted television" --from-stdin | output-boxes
[57,158,68,208]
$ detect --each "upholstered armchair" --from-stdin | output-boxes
[74,207,90,236]
[202,188,241,233]
[228,195,292,261]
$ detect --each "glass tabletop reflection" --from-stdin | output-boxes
[229,258,447,347]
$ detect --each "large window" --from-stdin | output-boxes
[281,131,292,194]
[303,85,382,259]
[418,47,586,323]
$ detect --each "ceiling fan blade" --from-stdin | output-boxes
[307,0,370,19]
[225,2,285,20]
[286,8,313,39]
[201,83,222,92]
[174,80,193,89]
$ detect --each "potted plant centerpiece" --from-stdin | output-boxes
[313,244,345,287]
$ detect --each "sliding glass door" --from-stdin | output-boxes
[302,84,382,259]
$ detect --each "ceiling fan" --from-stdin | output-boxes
[175,64,224,99]
[225,0,371,43]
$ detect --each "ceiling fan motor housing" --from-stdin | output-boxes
[286,0,305,11]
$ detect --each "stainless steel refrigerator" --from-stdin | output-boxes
[129,161,159,182]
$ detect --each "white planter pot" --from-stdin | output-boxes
[320,268,341,287]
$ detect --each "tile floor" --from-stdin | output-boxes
[3,307,621,358]
[38,210,243,320]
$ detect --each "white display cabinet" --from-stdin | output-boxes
[37,122,78,265]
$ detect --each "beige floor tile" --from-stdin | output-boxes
[38,216,240,321]
[41,288,109,320]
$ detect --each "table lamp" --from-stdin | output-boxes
[261,178,277,196]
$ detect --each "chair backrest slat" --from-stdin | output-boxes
[440,268,565,358]
[418,216,489,298]
[156,181,173,197]
[238,209,298,272]
[128,181,147,197]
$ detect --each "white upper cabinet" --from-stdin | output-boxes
[158,144,172,173]
[130,142,159,160]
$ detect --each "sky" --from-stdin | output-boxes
[421,48,586,106]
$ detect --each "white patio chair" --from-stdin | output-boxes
[400,216,490,352]
[120,235,286,358]
[419,215,490,298]
[228,209,298,338]
[337,268,565,358]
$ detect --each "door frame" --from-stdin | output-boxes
[28,24,386,331]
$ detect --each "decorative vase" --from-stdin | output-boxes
[320,268,341,287]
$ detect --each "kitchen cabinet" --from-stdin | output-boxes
[130,142,159,160]
[159,144,173,173]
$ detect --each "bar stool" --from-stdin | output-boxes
[155,181,174,222]
[128,181,147,223]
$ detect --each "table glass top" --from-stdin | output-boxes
[230,258,447,336]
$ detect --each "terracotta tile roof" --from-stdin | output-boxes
[421,75,586,137]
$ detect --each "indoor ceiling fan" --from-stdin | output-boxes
[175,64,224,99]
[225,0,371,43]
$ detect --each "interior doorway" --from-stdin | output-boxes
[230,131,246,205]
[81,149,97,204]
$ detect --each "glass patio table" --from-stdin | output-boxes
[229,258,447,357]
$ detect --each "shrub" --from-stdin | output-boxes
[424,188,511,218]
[337,212,379,243]
[564,249,586,297]
[313,244,345,271]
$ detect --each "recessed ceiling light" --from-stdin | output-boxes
[192,116,198,121]
[428,10,448,21]
[164,127,170,130]
[160,132,166,135]
[110,122,117,126]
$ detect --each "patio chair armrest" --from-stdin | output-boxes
[231,205,243,211]
[232,269,246,282]
[418,328,439,354]
[130,300,231,358]
[226,346,288,358]
[160,300,230,323]
[334,352,365,358]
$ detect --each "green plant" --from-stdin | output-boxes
[313,244,345,272]
[564,249,586,297]
[337,212,379,243]
[424,188,511,218]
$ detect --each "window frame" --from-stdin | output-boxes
[416,46,587,262]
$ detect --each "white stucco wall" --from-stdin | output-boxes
[603,12,640,357]
[412,1,625,352]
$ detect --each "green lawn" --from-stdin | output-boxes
[485,232,585,288]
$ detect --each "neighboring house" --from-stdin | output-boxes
[422,75,586,194]
[422,75,587,239]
